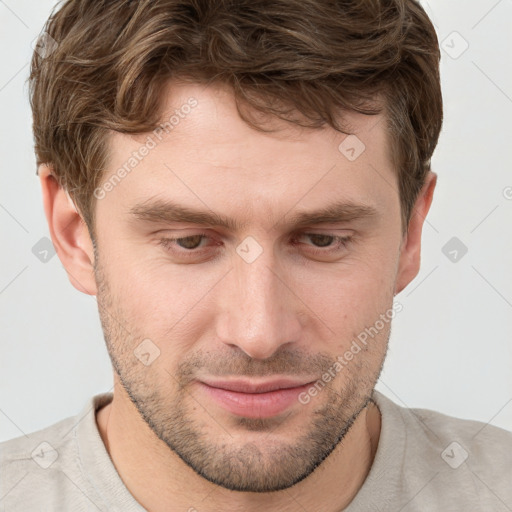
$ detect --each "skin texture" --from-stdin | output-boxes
[39,80,436,512]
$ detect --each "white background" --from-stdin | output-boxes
[0,0,511,442]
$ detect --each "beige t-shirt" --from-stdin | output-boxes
[1,390,511,511]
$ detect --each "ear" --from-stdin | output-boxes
[38,164,98,296]
[395,171,437,296]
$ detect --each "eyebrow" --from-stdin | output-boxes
[128,197,379,231]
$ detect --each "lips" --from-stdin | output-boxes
[200,378,314,394]
[197,378,315,419]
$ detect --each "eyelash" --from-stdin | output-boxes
[158,232,353,258]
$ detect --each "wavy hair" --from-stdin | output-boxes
[29,0,442,239]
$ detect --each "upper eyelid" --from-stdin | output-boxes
[158,227,353,238]
[159,232,352,249]
[162,231,351,242]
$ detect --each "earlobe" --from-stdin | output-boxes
[394,171,437,296]
[38,164,98,296]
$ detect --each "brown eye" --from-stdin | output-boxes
[306,234,335,247]
[175,235,205,250]
[291,232,353,256]
[158,233,212,256]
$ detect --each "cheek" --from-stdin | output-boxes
[111,256,221,350]
[298,254,397,341]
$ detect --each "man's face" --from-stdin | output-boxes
[92,81,403,492]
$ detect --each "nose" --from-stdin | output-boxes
[215,244,303,360]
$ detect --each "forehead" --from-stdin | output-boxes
[99,80,397,228]
[108,78,391,160]
[151,79,388,151]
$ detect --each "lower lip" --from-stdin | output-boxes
[198,382,312,419]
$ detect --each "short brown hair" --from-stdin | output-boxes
[29,0,442,240]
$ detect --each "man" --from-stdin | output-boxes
[1,0,511,510]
